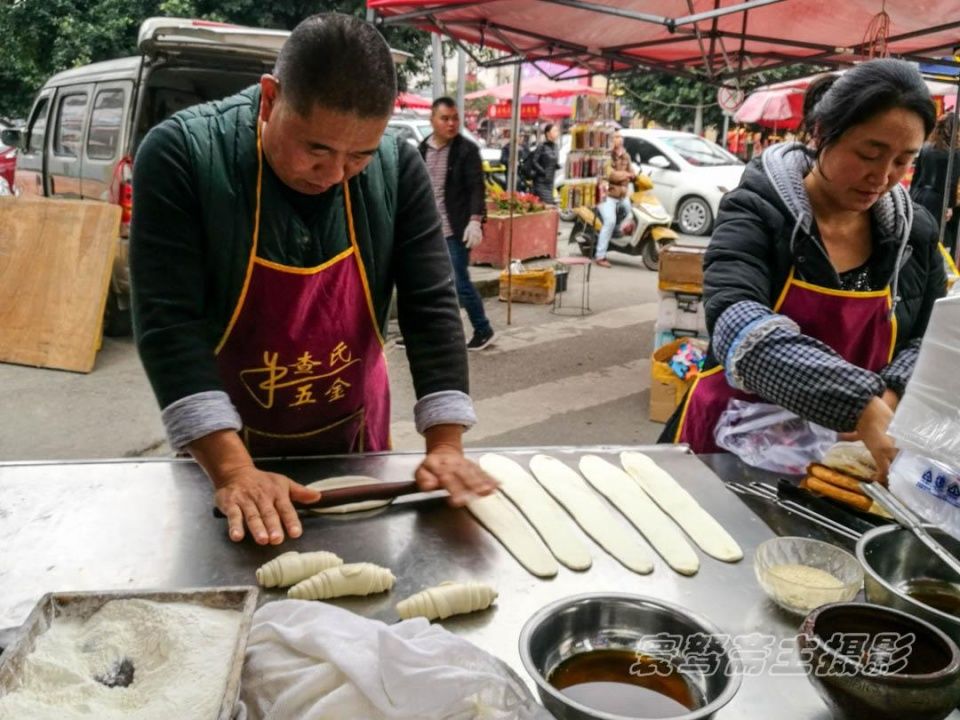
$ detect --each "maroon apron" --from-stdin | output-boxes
[214,123,390,457]
[675,268,897,453]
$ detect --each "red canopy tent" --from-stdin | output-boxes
[394,91,432,110]
[465,77,603,100]
[369,1,960,83]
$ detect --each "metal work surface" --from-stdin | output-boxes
[0,447,953,719]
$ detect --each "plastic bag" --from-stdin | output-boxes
[889,450,960,541]
[714,399,837,475]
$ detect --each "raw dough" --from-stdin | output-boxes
[479,454,592,571]
[287,562,395,600]
[579,455,700,576]
[620,452,743,562]
[395,581,498,621]
[306,476,393,514]
[466,492,559,578]
[528,455,653,574]
[255,550,344,588]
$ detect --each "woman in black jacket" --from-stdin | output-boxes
[666,59,945,477]
[910,113,960,254]
[530,123,560,205]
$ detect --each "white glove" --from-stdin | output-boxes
[463,220,483,250]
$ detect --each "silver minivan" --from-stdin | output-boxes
[2,18,289,335]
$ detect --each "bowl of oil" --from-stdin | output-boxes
[857,524,960,647]
[518,593,741,720]
[798,601,960,720]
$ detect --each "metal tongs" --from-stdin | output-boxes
[727,480,864,541]
[861,482,960,580]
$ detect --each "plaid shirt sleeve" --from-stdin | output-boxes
[879,339,921,398]
[713,300,886,432]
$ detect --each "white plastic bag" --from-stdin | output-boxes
[889,450,960,541]
[714,399,837,475]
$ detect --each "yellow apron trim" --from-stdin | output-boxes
[772,267,796,313]
[672,365,724,444]
[215,119,265,355]
[789,276,891,299]
[886,290,898,364]
[343,182,386,348]
[941,242,959,278]
[253,247,355,275]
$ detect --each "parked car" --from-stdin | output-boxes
[386,114,500,162]
[620,129,744,236]
[1,18,411,336]
[0,120,16,189]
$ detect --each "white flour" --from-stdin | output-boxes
[0,598,241,720]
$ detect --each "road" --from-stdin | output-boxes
[0,224,707,461]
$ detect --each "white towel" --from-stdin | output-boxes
[237,600,549,720]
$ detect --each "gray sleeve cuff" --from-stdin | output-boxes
[414,390,477,435]
[161,390,242,451]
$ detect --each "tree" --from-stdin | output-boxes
[618,64,828,131]
[0,0,432,118]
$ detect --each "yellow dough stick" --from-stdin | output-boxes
[255,551,344,588]
[395,581,498,621]
[287,562,395,600]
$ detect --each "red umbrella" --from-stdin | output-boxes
[395,92,432,110]
[734,87,805,131]
[466,78,603,101]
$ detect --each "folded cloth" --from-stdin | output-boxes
[237,600,550,720]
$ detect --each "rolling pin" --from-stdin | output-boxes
[212,480,421,518]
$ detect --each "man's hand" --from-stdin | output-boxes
[214,466,321,544]
[855,396,898,484]
[417,424,497,506]
[189,429,321,544]
[463,219,483,250]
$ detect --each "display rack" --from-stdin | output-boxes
[559,96,620,211]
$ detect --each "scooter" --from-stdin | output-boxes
[569,174,677,271]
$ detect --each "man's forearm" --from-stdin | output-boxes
[188,429,256,487]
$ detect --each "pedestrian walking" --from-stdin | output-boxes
[529,123,560,205]
[420,97,496,350]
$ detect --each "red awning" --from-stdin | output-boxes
[369,1,960,83]
[466,77,603,100]
[395,91,432,109]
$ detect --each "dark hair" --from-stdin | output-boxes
[798,74,838,140]
[808,59,936,162]
[274,14,396,118]
[544,123,556,136]
[431,96,456,113]
[932,113,958,151]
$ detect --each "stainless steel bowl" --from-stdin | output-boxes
[518,593,742,720]
[857,524,960,646]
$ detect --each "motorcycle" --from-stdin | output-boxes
[569,174,677,271]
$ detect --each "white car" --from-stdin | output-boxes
[386,115,500,163]
[621,129,744,236]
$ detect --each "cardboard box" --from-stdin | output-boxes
[648,337,707,423]
[658,244,706,293]
[499,267,556,304]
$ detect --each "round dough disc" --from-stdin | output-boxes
[306,476,395,514]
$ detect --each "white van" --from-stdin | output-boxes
[2,19,291,335]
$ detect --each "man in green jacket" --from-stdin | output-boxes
[131,13,494,546]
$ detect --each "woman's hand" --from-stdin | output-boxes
[854,396,898,483]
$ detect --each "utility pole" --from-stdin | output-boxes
[456,47,466,120]
[431,34,444,99]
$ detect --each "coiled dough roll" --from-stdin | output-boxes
[396,581,498,621]
[255,551,344,588]
[287,562,395,600]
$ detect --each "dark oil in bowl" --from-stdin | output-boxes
[548,649,700,718]
[899,578,960,618]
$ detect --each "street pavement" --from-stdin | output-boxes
[0,223,707,461]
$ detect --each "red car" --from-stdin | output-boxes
[0,127,15,189]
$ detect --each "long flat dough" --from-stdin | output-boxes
[307,476,393,514]
[528,455,653,574]
[466,491,559,578]
[620,452,743,562]
[479,454,592,571]
[579,455,700,576]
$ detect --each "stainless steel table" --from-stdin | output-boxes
[0,446,952,719]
